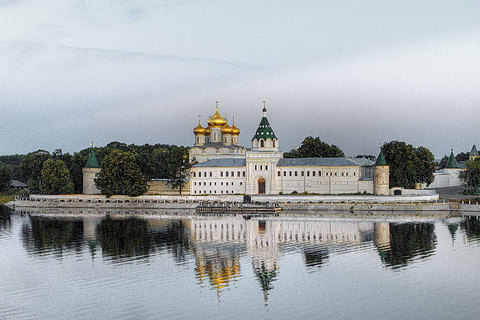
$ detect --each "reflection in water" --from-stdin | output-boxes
[0,205,11,233]
[462,215,480,243]
[96,217,191,261]
[376,222,436,269]
[19,212,444,302]
[22,216,84,255]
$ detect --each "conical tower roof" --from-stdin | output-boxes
[252,104,277,140]
[375,150,388,166]
[85,150,100,168]
[446,149,459,168]
[470,144,478,157]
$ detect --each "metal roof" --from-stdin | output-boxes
[193,158,247,168]
[277,157,374,167]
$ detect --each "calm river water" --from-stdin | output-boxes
[0,207,479,319]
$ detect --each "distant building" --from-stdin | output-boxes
[190,102,390,195]
[8,180,28,190]
[428,149,463,189]
[82,150,101,195]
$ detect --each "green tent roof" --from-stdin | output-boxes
[252,116,277,140]
[375,150,388,166]
[470,144,478,157]
[446,150,459,168]
[85,150,100,168]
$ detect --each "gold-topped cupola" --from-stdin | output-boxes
[208,101,227,127]
[193,116,206,135]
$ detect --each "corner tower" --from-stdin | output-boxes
[82,149,101,195]
[251,101,279,151]
[373,149,390,196]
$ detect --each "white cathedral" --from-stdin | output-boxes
[189,102,390,196]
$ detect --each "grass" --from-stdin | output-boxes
[0,190,21,204]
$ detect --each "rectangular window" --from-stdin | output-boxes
[220,172,223,177]
[226,171,229,177]
[319,171,321,176]
[226,190,228,194]
[290,171,292,176]
[226,182,229,186]
[301,171,304,176]
[209,182,212,186]
[312,171,315,176]
[260,165,263,170]
[237,171,240,177]
[240,182,243,185]
[265,165,268,170]
[204,182,206,185]
[255,165,257,170]
[221,182,223,186]
[243,171,245,177]
[346,172,349,176]
[283,171,286,176]
[231,171,234,177]
[193,172,196,177]
[307,171,310,177]
[278,171,280,176]
[199,172,201,177]
[210,172,212,177]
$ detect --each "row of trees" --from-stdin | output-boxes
[3,142,189,196]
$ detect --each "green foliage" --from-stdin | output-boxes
[437,155,449,169]
[95,150,147,197]
[459,158,480,194]
[163,148,191,195]
[40,159,74,195]
[356,155,376,161]
[284,136,345,158]
[456,152,470,162]
[20,150,51,193]
[0,154,25,180]
[0,162,13,191]
[381,141,435,188]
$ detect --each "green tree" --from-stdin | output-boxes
[95,150,147,197]
[0,162,13,191]
[164,148,191,194]
[40,159,74,194]
[414,146,436,185]
[381,141,436,188]
[20,150,51,193]
[284,136,345,158]
[459,158,480,194]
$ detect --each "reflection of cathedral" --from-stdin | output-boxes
[188,216,378,301]
[190,102,390,195]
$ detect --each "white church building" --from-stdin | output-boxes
[189,102,390,196]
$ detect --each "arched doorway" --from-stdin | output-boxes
[258,178,266,194]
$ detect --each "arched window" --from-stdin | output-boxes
[260,140,265,147]
[273,140,276,147]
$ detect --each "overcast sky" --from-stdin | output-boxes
[1,0,480,158]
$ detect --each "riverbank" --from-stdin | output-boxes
[7,192,478,216]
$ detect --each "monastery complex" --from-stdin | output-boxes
[189,102,390,196]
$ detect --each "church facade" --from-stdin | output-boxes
[190,103,389,195]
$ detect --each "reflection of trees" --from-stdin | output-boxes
[22,216,84,255]
[96,217,191,261]
[378,223,436,268]
[97,217,150,258]
[462,216,480,241]
[0,205,11,232]
[303,248,329,269]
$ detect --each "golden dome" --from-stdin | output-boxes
[205,126,211,135]
[193,119,206,135]
[231,117,240,135]
[221,121,233,134]
[208,104,227,127]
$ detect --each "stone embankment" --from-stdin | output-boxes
[8,192,476,215]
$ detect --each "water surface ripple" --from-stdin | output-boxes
[0,208,479,319]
